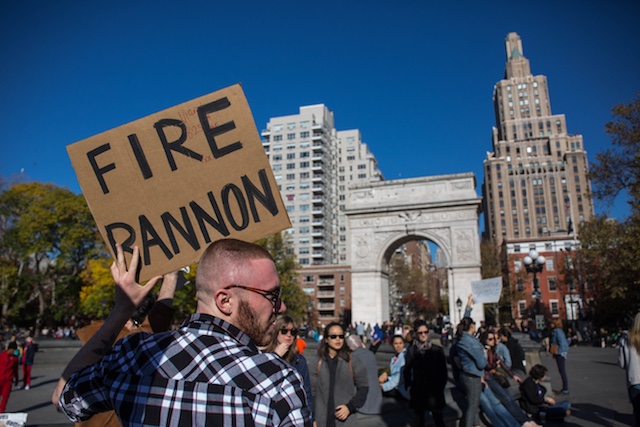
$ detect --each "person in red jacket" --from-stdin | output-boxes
[0,347,20,412]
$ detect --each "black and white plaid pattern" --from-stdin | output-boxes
[60,314,312,426]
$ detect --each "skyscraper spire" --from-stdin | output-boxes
[504,32,531,79]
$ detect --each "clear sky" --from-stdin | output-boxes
[2,1,639,222]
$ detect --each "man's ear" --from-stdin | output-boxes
[214,289,233,316]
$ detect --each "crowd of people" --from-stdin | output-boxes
[0,237,627,425]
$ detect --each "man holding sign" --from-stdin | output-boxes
[53,240,312,426]
[54,85,310,425]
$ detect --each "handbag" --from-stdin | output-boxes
[549,344,559,355]
[493,372,510,388]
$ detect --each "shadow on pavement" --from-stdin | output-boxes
[569,403,628,427]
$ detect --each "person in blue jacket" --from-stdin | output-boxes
[456,317,487,427]
[549,318,569,394]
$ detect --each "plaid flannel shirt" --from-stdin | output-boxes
[59,314,312,426]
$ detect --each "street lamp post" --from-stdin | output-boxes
[523,250,545,317]
[456,297,463,323]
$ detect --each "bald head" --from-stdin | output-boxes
[345,334,364,351]
[195,239,274,311]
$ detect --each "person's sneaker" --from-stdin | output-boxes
[24,385,30,390]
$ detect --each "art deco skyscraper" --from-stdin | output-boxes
[483,32,594,243]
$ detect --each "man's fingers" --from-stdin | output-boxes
[128,246,140,277]
[142,276,163,291]
[116,243,126,269]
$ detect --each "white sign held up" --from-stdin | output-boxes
[471,277,503,304]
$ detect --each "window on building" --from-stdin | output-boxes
[548,277,557,291]
[514,259,522,272]
[516,279,525,292]
[546,259,554,271]
[517,300,527,318]
[550,300,560,317]
[287,133,295,140]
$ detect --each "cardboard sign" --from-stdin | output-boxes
[68,84,291,281]
[471,277,503,304]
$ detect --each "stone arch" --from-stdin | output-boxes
[345,173,483,326]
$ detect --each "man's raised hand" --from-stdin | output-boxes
[110,244,162,315]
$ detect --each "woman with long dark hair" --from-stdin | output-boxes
[479,330,531,424]
[315,322,368,427]
[265,315,313,420]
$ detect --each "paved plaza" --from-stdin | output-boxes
[3,333,634,426]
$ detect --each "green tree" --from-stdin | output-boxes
[589,94,640,213]
[255,232,308,322]
[582,95,640,326]
[0,182,101,332]
[579,216,639,326]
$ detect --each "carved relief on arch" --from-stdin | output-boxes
[427,227,451,256]
[454,229,475,263]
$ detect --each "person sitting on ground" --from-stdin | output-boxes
[519,364,571,422]
[378,334,409,400]
[498,327,526,374]
[480,330,531,425]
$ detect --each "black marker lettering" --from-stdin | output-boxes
[198,98,242,158]
[221,184,249,231]
[128,134,153,179]
[105,222,136,256]
[87,143,116,194]
[242,169,278,222]
[189,192,230,243]
[161,207,200,254]
[139,214,173,265]
[155,119,203,171]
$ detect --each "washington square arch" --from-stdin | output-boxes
[345,172,484,326]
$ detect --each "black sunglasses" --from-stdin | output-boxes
[280,328,298,336]
[328,334,345,340]
[224,284,282,313]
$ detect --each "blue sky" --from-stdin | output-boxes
[2,1,639,223]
